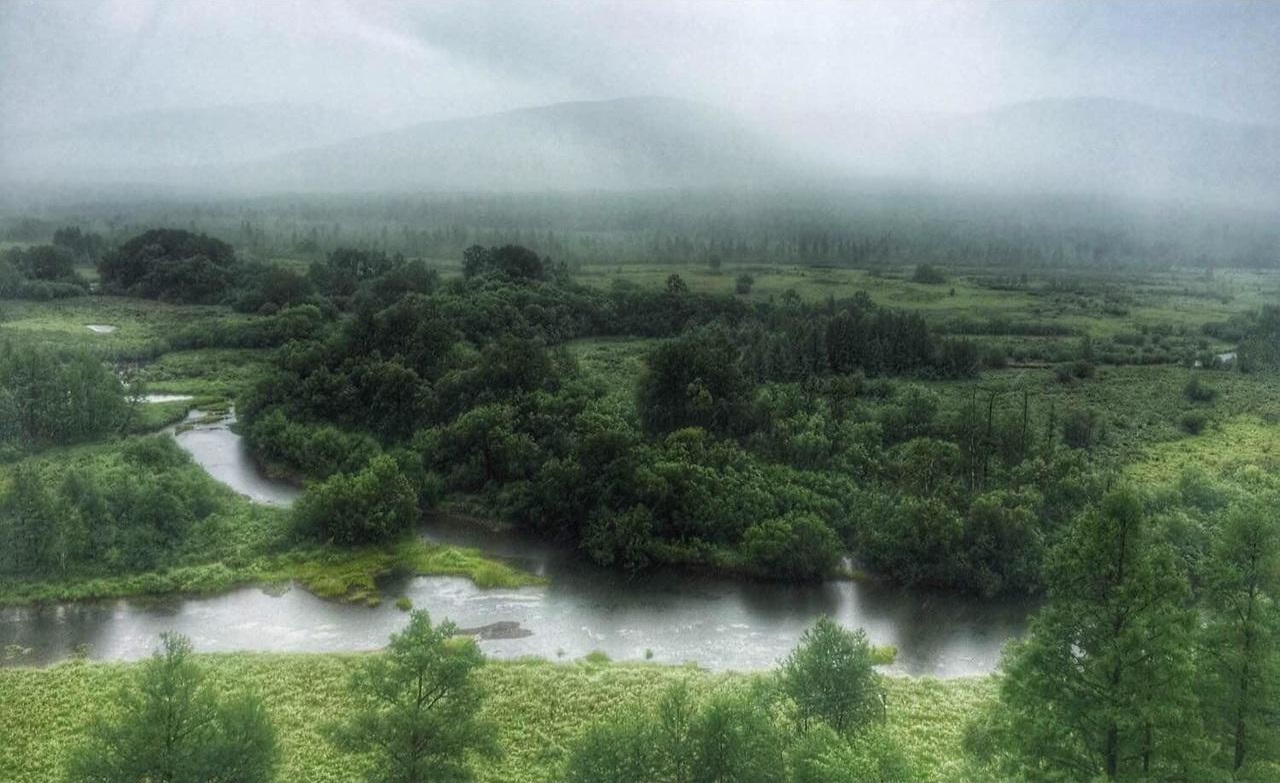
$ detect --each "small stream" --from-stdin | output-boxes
[1,412,1033,676]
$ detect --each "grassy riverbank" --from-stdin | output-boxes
[0,434,542,608]
[0,652,995,783]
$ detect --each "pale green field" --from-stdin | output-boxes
[0,653,995,783]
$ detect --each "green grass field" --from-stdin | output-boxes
[572,262,1277,343]
[0,653,995,783]
[0,297,251,359]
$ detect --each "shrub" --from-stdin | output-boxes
[912,264,947,284]
[742,514,842,581]
[781,617,885,734]
[293,456,418,545]
[735,273,755,295]
[1062,408,1100,450]
[1180,411,1209,435]
[1184,376,1218,403]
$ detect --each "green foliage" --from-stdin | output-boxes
[742,513,842,581]
[99,229,239,303]
[0,244,88,299]
[330,611,496,783]
[293,455,419,546]
[1179,410,1208,435]
[1196,499,1280,776]
[991,488,1200,781]
[462,244,546,281]
[565,680,786,783]
[912,264,948,285]
[0,436,235,579]
[781,618,884,734]
[0,341,125,446]
[1183,375,1218,403]
[1061,407,1100,450]
[2,654,992,783]
[791,724,920,783]
[65,634,277,783]
[637,328,752,436]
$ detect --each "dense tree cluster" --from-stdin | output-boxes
[970,481,1280,781]
[99,228,241,303]
[235,244,1093,587]
[0,244,89,299]
[0,437,239,579]
[0,342,125,447]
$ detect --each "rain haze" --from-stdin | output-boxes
[2,0,1279,205]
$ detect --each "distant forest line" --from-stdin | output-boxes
[3,189,1276,270]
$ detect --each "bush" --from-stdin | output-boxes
[912,264,947,284]
[293,456,418,545]
[1184,376,1218,403]
[1062,408,1100,450]
[99,228,239,303]
[1179,411,1209,435]
[735,273,755,295]
[742,514,842,581]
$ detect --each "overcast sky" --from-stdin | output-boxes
[2,0,1278,132]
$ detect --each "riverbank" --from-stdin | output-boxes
[0,652,997,783]
[0,536,545,609]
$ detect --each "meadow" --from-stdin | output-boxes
[0,653,994,783]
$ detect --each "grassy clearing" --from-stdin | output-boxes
[0,653,994,783]
[1128,415,1280,484]
[572,261,1277,347]
[0,296,251,360]
[132,347,273,399]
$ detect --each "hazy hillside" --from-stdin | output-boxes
[799,98,1280,207]
[5,96,1278,208]
[0,103,370,182]
[230,97,806,193]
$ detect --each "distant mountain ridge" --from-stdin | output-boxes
[4,95,1277,208]
[228,96,807,192]
[0,102,369,178]
[802,97,1280,207]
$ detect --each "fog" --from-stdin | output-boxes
[2,0,1279,207]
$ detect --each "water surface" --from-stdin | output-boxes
[1,415,1033,676]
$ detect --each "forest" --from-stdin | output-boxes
[0,211,1277,783]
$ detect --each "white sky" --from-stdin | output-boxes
[2,0,1278,130]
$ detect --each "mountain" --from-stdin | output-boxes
[797,98,1280,207]
[227,97,808,192]
[5,96,1277,208]
[0,103,372,183]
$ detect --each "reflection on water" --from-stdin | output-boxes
[1,414,1034,676]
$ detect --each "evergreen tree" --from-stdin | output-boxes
[1198,499,1280,776]
[330,611,496,783]
[66,634,277,783]
[994,488,1199,780]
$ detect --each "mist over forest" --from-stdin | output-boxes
[3,4,1280,783]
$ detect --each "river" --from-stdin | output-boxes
[1,412,1033,676]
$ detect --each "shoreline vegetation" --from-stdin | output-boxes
[0,651,993,783]
[0,536,545,609]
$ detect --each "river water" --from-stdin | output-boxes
[0,413,1033,676]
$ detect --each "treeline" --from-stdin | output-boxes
[7,188,1277,269]
[0,437,265,579]
[0,342,126,449]
[970,480,1280,781]
[237,242,1246,596]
